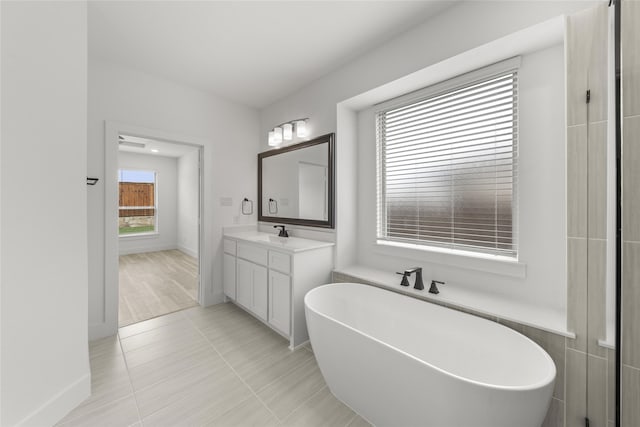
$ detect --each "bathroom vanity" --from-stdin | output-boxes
[223,230,334,349]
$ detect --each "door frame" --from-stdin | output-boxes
[104,121,206,334]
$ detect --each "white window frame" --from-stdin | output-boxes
[118,169,159,237]
[375,57,521,260]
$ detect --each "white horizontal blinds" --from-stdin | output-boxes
[377,70,518,257]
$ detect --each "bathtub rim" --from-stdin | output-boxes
[305,282,556,392]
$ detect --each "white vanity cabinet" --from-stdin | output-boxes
[236,258,268,321]
[223,240,237,300]
[268,269,291,335]
[222,231,334,349]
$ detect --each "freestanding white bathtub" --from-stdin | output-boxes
[305,283,556,427]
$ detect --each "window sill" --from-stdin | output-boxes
[374,240,526,279]
[119,232,159,239]
[598,339,615,350]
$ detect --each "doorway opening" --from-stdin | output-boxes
[117,134,202,327]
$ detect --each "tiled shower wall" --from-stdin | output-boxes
[622,1,640,426]
[566,3,612,427]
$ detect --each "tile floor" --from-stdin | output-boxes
[119,250,199,327]
[58,302,370,427]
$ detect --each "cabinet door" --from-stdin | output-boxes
[236,258,253,310]
[223,253,236,300]
[269,270,291,336]
[252,264,268,321]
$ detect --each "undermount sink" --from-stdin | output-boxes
[250,234,289,244]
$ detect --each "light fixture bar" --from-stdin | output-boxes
[267,117,309,147]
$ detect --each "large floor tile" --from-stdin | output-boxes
[57,395,139,427]
[119,318,202,353]
[347,415,373,427]
[127,342,221,391]
[90,349,128,377]
[202,318,277,355]
[122,327,208,370]
[240,346,314,393]
[282,386,357,427]
[89,335,122,360]
[118,309,186,339]
[135,358,233,418]
[203,396,280,427]
[257,356,327,420]
[221,327,290,371]
[140,369,253,426]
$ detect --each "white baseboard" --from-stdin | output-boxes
[16,373,90,427]
[177,245,197,258]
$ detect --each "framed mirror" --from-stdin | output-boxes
[258,133,334,228]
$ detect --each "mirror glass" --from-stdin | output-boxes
[259,134,334,228]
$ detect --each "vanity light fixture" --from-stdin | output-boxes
[283,123,293,141]
[295,119,307,137]
[273,127,283,144]
[267,118,309,147]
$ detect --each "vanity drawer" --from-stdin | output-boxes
[237,243,268,265]
[223,239,236,255]
[269,250,291,274]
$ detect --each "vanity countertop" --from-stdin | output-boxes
[224,230,334,253]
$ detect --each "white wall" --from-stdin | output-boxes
[177,149,199,257]
[88,59,259,339]
[1,2,90,425]
[259,1,598,320]
[118,152,178,255]
[259,2,596,145]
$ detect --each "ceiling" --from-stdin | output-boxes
[88,1,454,109]
[119,135,199,158]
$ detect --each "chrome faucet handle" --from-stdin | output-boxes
[429,280,445,295]
[396,272,410,287]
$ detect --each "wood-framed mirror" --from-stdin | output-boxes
[258,133,335,228]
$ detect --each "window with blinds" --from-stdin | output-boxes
[376,68,518,258]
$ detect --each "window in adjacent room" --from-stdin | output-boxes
[376,61,519,258]
[118,169,157,235]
